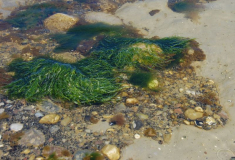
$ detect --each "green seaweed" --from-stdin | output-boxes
[6,2,69,29]
[74,58,115,78]
[5,34,191,105]
[129,72,154,88]
[47,153,58,160]
[92,36,190,70]
[83,152,104,160]
[6,58,120,105]
[52,23,138,53]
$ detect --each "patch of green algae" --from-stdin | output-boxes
[5,22,192,105]
[6,2,69,29]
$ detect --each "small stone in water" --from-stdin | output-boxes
[126,98,139,105]
[49,125,60,134]
[134,134,141,139]
[136,113,148,120]
[0,109,4,114]
[35,112,44,118]
[10,123,23,131]
[61,117,72,126]
[133,120,143,130]
[194,106,203,113]
[0,102,4,107]
[144,128,157,137]
[101,144,120,160]
[184,108,203,120]
[39,114,60,124]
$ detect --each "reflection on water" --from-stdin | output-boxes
[0,0,229,159]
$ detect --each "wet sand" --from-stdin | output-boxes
[115,0,235,159]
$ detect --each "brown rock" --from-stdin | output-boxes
[126,98,138,105]
[144,128,157,137]
[44,13,79,32]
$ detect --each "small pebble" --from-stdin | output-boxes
[134,134,140,139]
[0,102,4,107]
[0,109,4,114]
[35,112,44,118]
[10,123,23,131]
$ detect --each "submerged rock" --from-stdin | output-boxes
[19,128,45,146]
[39,114,60,124]
[10,123,23,132]
[39,100,61,113]
[184,108,203,120]
[44,13,79,32]
[144,128,157,137]
[101,144,120,160]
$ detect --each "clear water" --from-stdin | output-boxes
[0,0,234,160]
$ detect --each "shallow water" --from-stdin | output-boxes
[0,0,234,160]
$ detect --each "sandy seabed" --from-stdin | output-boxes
[114,0,235,159]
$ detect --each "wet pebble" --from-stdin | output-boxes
[10,123,23,131]
[61,117,72,126]
[49,125,60,134]
[35,112,44,118]
[39,114,60,124]
[101,144,120,160]
[184,108,203,120]
[133,120,143,130]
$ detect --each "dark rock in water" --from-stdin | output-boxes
[84,115,91,122]
[133,120,143,130]
[149,9,160,16]
[73,150,93,160]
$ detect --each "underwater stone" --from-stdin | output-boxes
[44,13,79,32]
[10,123,23,131]
[49,125,60,134]
[84,12,123,25]
[114,103,126,113]
[73,150,93,160]
[148,79,159,90]
[126,98,139,105]
[184,108,203,120]
[61,117,72,126]
[40,100,61,113]
[39,114,60,124]
[205,117,216,126]
[19,128,45,146]
[136,113,148,120]
[101,144,120,160]
[144,128,157,137]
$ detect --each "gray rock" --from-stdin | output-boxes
[40,100,61,113]
[73,150,93,160]
[133,120,143,130]
[19,128,45,146]
[49,125,60,134]
[115,103,126,113]
[35,112,44,118]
